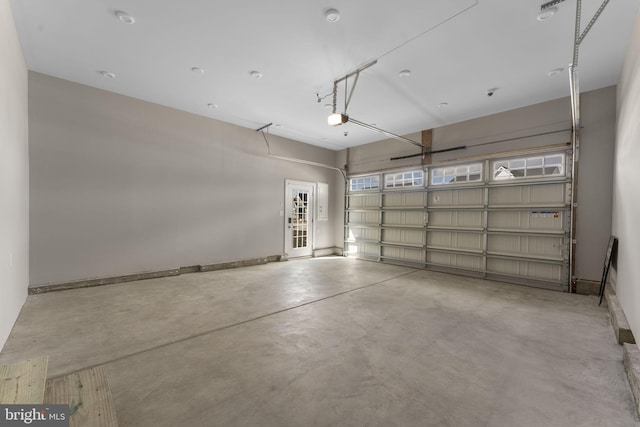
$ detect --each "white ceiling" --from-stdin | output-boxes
[8,0,640,150]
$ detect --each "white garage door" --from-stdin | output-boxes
[345,148,572,291]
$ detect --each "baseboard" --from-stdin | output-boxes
[28,254,286,295]
[178,265,200,274]
[199,256,280,272]
[623,343,640,417]
[313,247,344,257]
[604,287,635,345]
[28,269,181,295]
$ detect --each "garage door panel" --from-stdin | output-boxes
[488,210,565,232]
[383,192,425,208]
[382,229,423,245]
[427,252,483,270]
[381,246,423,262]
[429,188,483,206]
[429,210,483,228]
[347,152,570,290]
[348,211,379,225]
[382,211,425,227]
[487,234,565,259]
[487,258,564,282]
[428,231,483,251]
[349,242,379,257]
[349,194,381,208]
[347,227,378,242]
[489,183,566,206]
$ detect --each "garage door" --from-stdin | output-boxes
[345,148,572,291]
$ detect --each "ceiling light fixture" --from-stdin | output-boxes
[325,8,340,23]
[328,113,349,126]
[398,69,412,78]
[191,66,204,74]
[437,102,449,108]
[206,103,218,109]
[115,11,135,24]
[537,6,557,21]
[250,70,263,79]
[100,71,116,79]
[548,67,564,76]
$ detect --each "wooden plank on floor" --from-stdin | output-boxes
[45,366,118,427]
[0,356,48,404]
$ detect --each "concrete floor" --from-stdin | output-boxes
[1,257,637,426]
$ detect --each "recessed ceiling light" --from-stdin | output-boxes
[274,124,283,128]
[437,102,449,108]
[206,103,218,109]
[250,70,263,79]
[115,11,135,24]
[548,67,564,76]
[537,7,557,21]
[191,67,204,74]
[100,71,116,79]
[398,69,412,78]
[324,103,333,109]
[325,8,340,23]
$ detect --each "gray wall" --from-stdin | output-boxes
[345,97,572,176]
[613,11,640,335]
[0,0,29,350]
[29,72,341,286]
[341,86,617,282]
[576,88,616,281]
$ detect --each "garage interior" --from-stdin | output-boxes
[1,259,637,426]
[2,0,640,426]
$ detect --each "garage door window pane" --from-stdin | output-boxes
[431,163,483,186]
[528,167,544,176]
[385,170,424,188]
[493,154,565,180]
[350,175,380,191]
[545,155,563,165]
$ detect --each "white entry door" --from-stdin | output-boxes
[285,180,314,258]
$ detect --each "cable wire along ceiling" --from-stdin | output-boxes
[326,61,465,158]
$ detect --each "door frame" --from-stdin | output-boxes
[284,180,315,258]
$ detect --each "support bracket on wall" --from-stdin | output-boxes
[389,145,466,161]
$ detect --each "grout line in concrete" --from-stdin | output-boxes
[47,267,420,380]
